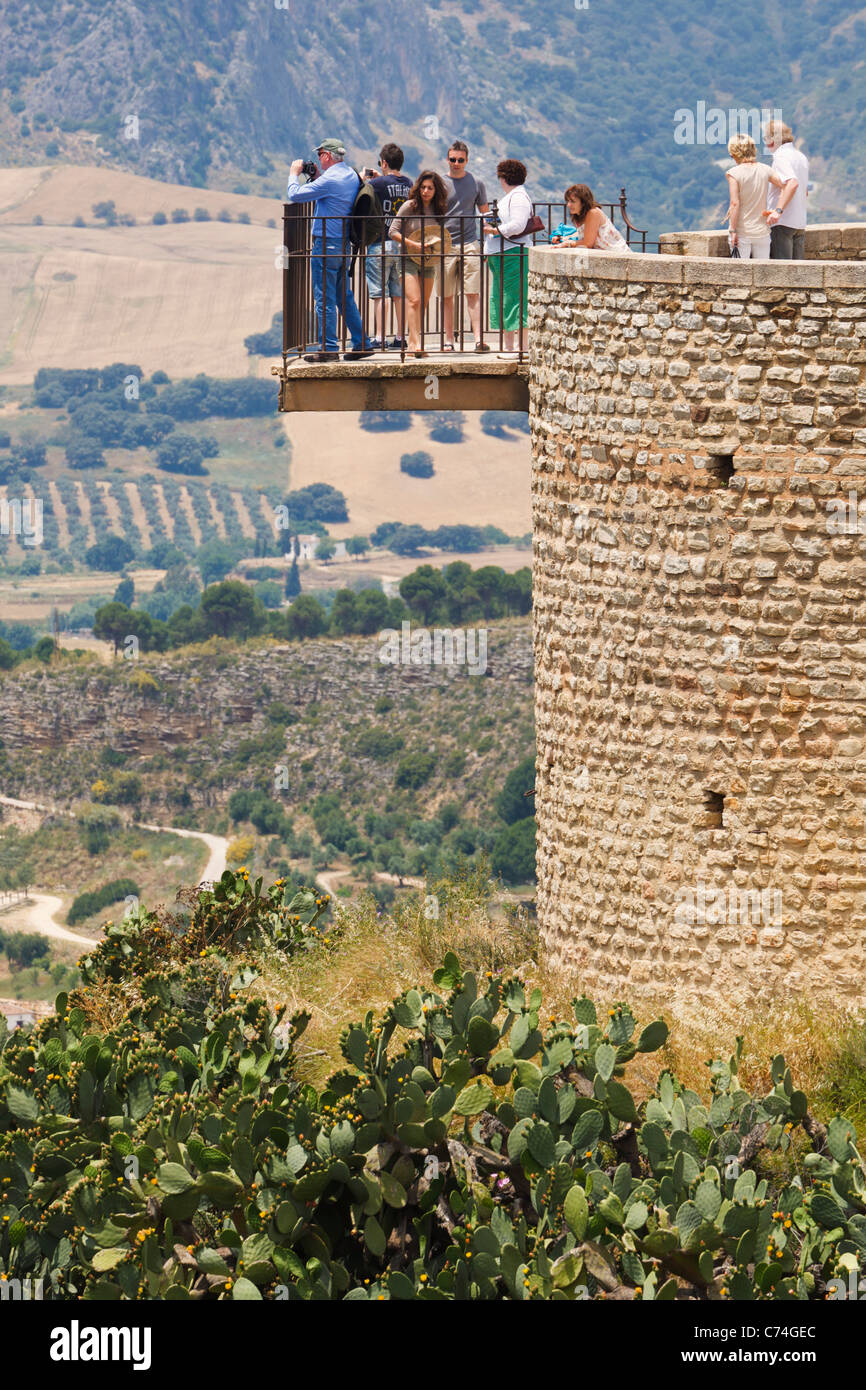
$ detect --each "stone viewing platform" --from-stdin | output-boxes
[527,225,866,1006]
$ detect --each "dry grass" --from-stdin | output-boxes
[283,410,531,538]
[255,866,536,1089]
[255,873,866,1120]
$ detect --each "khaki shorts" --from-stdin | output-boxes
[435,240,482,297]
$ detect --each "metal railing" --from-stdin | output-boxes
[280,191,651,368]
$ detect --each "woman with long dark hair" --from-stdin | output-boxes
[390,170,451,356]
[555,183,631,251]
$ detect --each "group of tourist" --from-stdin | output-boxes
[286,121,811,360]
[724,120,809,260]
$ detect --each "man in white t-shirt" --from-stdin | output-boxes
[763,120,809,261]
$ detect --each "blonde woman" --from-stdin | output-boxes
[725,134,785,260]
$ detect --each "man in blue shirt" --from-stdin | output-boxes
[287,138,375,361]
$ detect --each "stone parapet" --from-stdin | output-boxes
[659,223,866,261]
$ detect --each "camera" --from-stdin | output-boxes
[298,158,319,183]
[485,200,500,227]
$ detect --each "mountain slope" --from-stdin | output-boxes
[1,0,864,236]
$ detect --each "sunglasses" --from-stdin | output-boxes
[449,156,466,164]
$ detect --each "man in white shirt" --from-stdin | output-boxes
[763,120,809,261]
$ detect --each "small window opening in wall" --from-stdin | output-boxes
[703,790,725,828]
[706,453,736,487]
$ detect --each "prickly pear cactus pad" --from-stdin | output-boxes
[1,875,864,1300]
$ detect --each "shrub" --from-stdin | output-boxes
[67,877,140,926]
[171,208,190,223]
[355,727,405,760]
[226,836,255,866]
[480,410,530,438]
[359,411,412,432]
[395,750,436,789]
[152,211,168,225]
[400,451,435,478]
[245,312,281,356]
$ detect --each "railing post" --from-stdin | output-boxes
[283,202,310,360]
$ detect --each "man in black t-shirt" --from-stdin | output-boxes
[365,143,413,348]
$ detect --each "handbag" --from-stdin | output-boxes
[493,190,544,242]
[519,213,545,237]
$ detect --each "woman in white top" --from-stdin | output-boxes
[481,159,534,358]
[725,133,786,259]
[561,183,631,251]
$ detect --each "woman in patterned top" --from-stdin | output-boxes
[560,183,631,251]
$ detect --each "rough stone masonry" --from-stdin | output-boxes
[528,229,866,1006]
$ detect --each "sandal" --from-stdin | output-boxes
[440,342,455,352]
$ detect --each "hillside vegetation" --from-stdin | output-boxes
[1,0,864,234]
[2,865,866,1301]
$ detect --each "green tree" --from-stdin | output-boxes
[330,590,358,635]
[113,577,135,607]
[491,816,536,885]
[316,536,337,563]
[286,595,328,640]
[285,556,301,598]
[354,588,389,634]
[85,535,135,571]
[199,581,267,640]
[399,565,447,623]
[33,635,55,663]
[4,931,50,971]
[66,435,107,470]
[93,602,133,655]
[495,755,536,824]
[400,451,435,478]
[345,535,369,557]
[388,525,430,556]
[197,538,245,586]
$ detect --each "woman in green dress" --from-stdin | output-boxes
[482,159,534,359]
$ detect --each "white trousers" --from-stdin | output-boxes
[735,233,771,260]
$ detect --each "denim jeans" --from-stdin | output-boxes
[770,225,806,260]
[311,238,370,351]
[365,240,403,300]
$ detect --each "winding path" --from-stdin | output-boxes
[137,823,229,885]
[0,797,229,946]
[3,893,94,948]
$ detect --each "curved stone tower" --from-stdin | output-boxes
[528,231,866,1006]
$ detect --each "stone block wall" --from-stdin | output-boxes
[660,224,866,261]
[528,241,866,1006]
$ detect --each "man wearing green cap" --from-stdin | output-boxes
[287,140,375,361]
